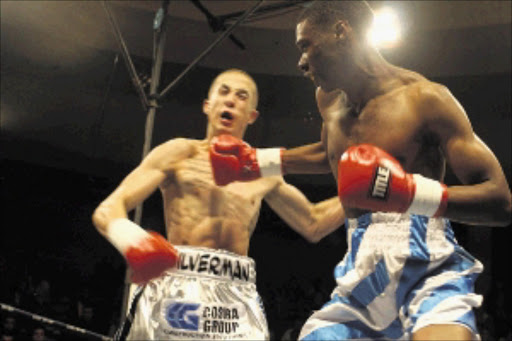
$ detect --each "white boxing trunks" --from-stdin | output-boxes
[117,246,269,340]
[299,212,483,340]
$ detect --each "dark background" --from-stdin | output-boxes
[1,1,511,339]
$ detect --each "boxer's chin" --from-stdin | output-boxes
[217,126,237,137]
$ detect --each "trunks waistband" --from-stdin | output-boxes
[347,212,444,227]
[171,246,256,283]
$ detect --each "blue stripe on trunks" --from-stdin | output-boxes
[322,291,365,311]
[334,215,372,279]
[351,257,390,306]
[395,215,431,308]
[403,246,479,332]
[334,214,390,307]
[406,275,478,333]
[301,315,404,340]
[327,257,391,310]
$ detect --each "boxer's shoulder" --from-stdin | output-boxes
[406,80,449,99]
[145,138,197,172]
[376,80,452,120]
[156,138,197,156]
[410,81,467,124]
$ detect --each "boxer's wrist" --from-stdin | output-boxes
[407,174,448,217]
[106,218,148,254]
[256,148,284,177]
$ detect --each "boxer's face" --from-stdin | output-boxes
[204,72,259,139]
[296,19,353,92]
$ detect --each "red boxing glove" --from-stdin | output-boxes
[126,231,179,284]
[338,144,448,217]
[107,219,179,284]
[209,134,283,186]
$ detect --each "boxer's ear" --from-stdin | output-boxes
[203,99,210,114]
[248,109,259,125]
[334,20,351,42]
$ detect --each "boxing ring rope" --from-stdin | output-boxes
[0,302,113,341]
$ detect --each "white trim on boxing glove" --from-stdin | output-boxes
[407,174,447,217]
[106,218,148,254]
[256,148,283,177]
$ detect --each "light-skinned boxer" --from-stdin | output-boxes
[92,69,345,340]
[208,2,512,340]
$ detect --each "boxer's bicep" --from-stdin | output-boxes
[445,133,503,186]
[423,84,501,185]
[94,139,192,226]
[120,139,193,210]
[113,165,167,213]
[419,84,511,224]
[93,163,166,232]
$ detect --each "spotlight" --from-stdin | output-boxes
[368,7,401,49]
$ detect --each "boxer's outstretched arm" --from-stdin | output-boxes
[279,87,343,175]
[281,88,336,174]
[422,83,511,226]
[281,140,331,174]
[209,135,330,186]
[264,178,345,243]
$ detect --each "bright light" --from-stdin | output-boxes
[368,7,401,49]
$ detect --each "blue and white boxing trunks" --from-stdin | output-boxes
[299,212,483,340]
[117,246,269,340]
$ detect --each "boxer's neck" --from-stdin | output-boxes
[337,45,402,112]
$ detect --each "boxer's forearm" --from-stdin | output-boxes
[281,141,331,174]
[92,197,129,237]
[265,182,344,243]
[288,195,344,243]
[444,181,511,226]
[308,196,345,242]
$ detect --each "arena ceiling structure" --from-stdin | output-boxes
[1,0,510,180]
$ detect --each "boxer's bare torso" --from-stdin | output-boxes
[318,72,446,219]
[161,139,279,255]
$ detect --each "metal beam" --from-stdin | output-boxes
[102,1,149,111]
[218,0,310,24]
[158,0,265,100]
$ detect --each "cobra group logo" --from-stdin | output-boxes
[165,302,200,331]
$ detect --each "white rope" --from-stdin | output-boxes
[0,302,113,341]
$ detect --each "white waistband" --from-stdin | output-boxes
[348,212,445,228]
[173,246,256,283]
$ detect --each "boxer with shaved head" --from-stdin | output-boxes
[93,68,344,340]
